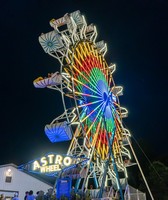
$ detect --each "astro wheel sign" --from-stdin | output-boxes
[18,152,88,176]
[33,154,72,173]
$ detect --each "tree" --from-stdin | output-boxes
[139,161,168,199]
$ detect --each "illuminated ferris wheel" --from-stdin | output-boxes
[33,10,132,199]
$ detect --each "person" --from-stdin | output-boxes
[27,191,35,200]
[36,191,44,200]
[24,191,29,200]
[89,185,94,198]
[70,186,75,200]
[0,194,4,200]
[12,193,19,200]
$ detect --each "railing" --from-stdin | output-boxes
[124,192,146,200]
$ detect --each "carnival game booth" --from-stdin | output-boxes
[0,163,53,200]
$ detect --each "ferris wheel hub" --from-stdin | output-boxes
[103,92,108,101]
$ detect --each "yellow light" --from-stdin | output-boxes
[41,157,48,166]
[6,169,12,176]
[63,157,72,166]
[33,161,40,170]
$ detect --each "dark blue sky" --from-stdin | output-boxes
[0,0,167,166]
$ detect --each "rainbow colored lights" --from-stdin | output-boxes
[64,41,124,160]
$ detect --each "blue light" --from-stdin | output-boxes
[81,79,113,121]
[45,121,72,143]
[56,177,72,199]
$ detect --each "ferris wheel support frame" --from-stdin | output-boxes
[97,114,124,199]
[123,129,154,200]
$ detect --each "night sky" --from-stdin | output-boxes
[0,0,167,168]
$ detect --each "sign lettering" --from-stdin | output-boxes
[32,154,72,173]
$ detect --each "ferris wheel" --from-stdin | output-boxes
[33,10,132,199]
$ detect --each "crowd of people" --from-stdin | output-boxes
[0,186,119,200]
[24,189,56,200]
[0,188,56,200]
[16,188,80,200]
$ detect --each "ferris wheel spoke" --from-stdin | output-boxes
[89,44,105,72]
[71,44,109,97]
[84,42,103,72]
[80,100,105,123]
[78,99,103,108]
[89,65,105,89]
[89,44,109,83]
[81,106,104,150]
[73,44,106,93]
[70,62,102,95]
[75,45,92,72]
[76,45,87,61]
[72,54,92,78]
[79,43,89,57]
[83,42,92,54]
[113,101,120,107]
[72,76,102,97]
[74,91,102,99]
[91,118,104,148]
[85,109,104,148]
[90,48,102,69]
[87,67,107,95]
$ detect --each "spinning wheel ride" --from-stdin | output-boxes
[34,10,132,199]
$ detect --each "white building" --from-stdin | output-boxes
[0,164,53,200]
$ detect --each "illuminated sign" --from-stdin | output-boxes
[18,152,89,176]
[33,154,72,173]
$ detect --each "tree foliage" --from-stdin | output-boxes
[139,161,168,199]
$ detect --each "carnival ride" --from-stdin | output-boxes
[33,10,153,199]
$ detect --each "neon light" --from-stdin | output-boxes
[73,77,102,96]
[81,101,104,123]
[74,91,102,99]
[78,99,102,108]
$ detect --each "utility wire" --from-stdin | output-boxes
[123,121,163,181]
[131,133,163,182]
